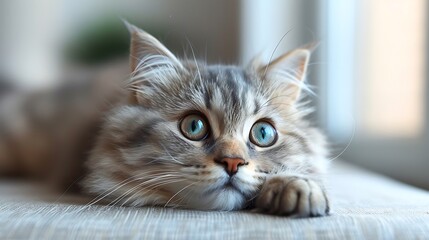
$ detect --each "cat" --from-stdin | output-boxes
[0,22,329,217]
[81,22,330,217]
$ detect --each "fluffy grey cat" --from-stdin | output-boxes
[82,23,330,217]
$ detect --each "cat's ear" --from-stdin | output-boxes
[125,21,183,72]
[252,44,315,105]
[124,21,184,104]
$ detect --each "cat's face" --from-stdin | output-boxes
[83,23,327,210]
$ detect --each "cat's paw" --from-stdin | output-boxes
[255,176,329,217]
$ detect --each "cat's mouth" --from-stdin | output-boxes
[205,177,243,195]
[224,179,239,190]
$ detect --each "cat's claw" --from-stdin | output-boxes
[255,176,329,217]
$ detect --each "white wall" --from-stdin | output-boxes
[239,0,303,64]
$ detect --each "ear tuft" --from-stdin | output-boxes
[123,21,184,105]
[264,48,311,83]
[253,45,314,105]
[122,19,137,34]
[124,21,183,73]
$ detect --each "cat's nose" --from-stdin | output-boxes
[215,157,246,176]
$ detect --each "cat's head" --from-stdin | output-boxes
[83,23,328,210]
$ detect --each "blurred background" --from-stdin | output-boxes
[0,0,428,189]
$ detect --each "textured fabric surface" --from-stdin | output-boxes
[1,161,429,240]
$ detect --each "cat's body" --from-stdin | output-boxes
[0,23,330,217]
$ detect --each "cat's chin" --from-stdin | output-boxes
[186,187,246,211]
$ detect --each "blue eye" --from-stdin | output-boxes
[180,114,209,141]
[250,121,277,147]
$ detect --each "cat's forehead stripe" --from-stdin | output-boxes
[203,86,212,109]
[199,66,258,133]
[205,67,251,103]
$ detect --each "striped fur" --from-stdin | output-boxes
[82,24,329,215]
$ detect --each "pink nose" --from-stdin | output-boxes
[215,157,246,176]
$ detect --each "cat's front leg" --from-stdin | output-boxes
[255,175,330,217]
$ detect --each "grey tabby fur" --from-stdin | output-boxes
[82,23,329,217]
